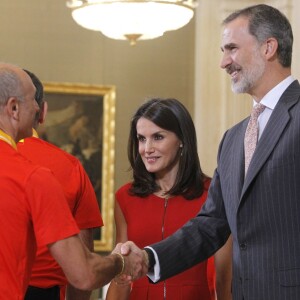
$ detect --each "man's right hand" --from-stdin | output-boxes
[112,241,149,284]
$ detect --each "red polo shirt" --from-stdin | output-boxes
[0,138,79,299]
[18,135,103,288]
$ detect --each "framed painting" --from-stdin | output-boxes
[40,82,116,252]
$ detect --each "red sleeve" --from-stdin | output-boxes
[115,183,132,217]
[72,161,103,229]
[206,256,216,298]
[25,167,79,247]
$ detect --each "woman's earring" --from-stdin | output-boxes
[180,144,183,156]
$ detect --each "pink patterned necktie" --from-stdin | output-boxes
[244,103,266,174]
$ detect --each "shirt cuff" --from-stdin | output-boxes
[144,246,161,283]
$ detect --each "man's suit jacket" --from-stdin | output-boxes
[151,80,300,300]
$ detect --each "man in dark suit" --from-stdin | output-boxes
[118,4,300,300]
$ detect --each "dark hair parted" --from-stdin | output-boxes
[23,69,44,106]
[223,4,293,67]
[23,69,44,128]
[128,98,208,200]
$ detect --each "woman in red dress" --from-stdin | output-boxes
[107,98,232,300]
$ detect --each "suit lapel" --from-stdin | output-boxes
[233,120,248,197]
[240,80,300,200]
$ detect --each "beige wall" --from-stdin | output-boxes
[0,0,195,191]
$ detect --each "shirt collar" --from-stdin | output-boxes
[253,75,295,109]
[18,128,39,144]
[32,128,39,138]
[0,129,17,150]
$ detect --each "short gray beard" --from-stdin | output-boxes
[231,49,265,94]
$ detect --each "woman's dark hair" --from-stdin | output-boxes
[128,98,208,200]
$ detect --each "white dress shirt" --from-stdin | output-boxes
[256,75,294,140]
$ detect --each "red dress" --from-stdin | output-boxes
[117,180,215,300]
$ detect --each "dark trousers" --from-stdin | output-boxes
[24,285,60,300]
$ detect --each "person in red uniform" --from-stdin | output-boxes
[0,62,145,300]
[106,98,232,300]
[17,70,104,300]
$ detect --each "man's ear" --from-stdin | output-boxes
[6,97,20,120]
[38,101,48,124]
[264,38,278,60]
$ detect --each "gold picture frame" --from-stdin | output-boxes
[41,82,116,252]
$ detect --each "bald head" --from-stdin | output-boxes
[0,63,35,106]
[0,62,39,142]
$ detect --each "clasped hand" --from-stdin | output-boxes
[112,241,149,284]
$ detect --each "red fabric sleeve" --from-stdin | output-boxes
[25,167,79,247]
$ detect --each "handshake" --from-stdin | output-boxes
[111,241,151,284]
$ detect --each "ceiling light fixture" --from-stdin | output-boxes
[66,0,197,45]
